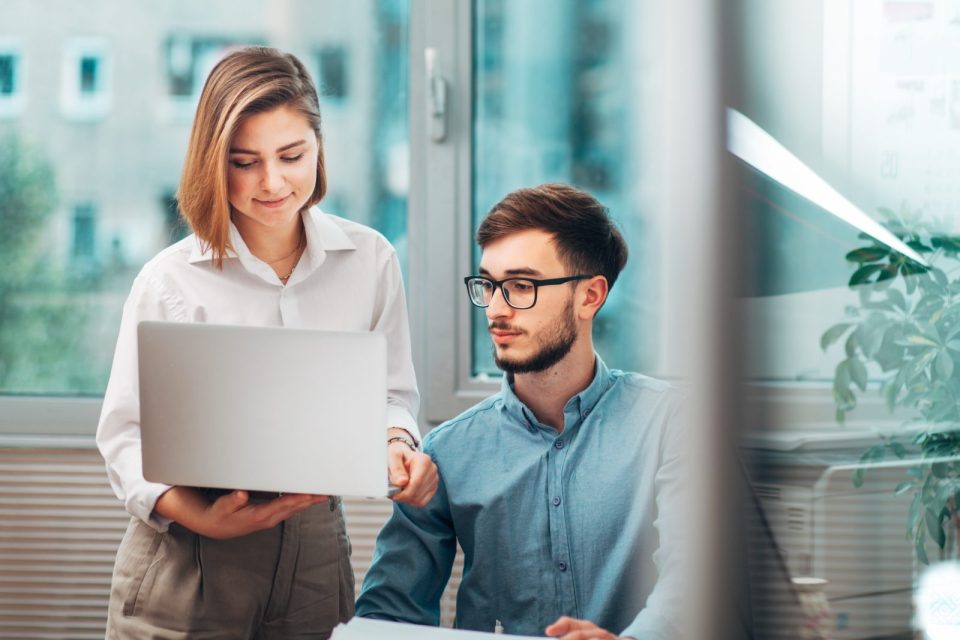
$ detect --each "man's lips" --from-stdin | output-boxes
[489,328,522,344]
[256,194,291,208]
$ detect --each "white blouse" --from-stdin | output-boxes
[96,206,420,531]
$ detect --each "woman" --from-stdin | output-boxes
[96,47,437,638]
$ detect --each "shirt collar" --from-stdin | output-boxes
[187,206,356,283]
[499,355,613,427]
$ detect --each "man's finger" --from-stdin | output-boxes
[387,446,410,486]
[545,616,577,635]
[558,631,612,640]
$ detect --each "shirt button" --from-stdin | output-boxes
[582,409,591,418]
[558,561,567,572]
[554,439,564,449]
[552,495,561,506]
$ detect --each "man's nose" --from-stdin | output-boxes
[485,285,513,319]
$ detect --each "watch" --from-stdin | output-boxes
[387,434,418,452]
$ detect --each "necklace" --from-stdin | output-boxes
[267,231,305,265]
[273,232,305,283]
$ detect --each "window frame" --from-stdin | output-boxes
[60,37,112,121]
[407,0,500,427]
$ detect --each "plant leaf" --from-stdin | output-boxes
[852,466,864,488]
[932,268,949,288]
[937,350,955,380]
[846,247,890,263]
[916,521,930,565]
[845,331,859,358]
[849,356,868,391]
[909,490,923,537]
[887,288,907,311]
[822,323,854,351]
[902,335,939,347]
[890,442,908,459]
[895,481,914,496]
[849,264,884,287]
[926,507,946,549]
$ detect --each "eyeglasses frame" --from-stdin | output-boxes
[463,274,594,310]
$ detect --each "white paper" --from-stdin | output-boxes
[330,617,544,639]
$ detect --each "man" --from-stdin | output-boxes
[356,184,685,639]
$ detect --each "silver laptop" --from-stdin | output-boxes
[138,321,389,498]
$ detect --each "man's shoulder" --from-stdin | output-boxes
[422,393,504,453]
[609,368,680,401]
[603,369,684,435]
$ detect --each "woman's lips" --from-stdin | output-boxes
[256,194,291,208]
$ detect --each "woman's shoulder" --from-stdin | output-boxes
[137,235,199,278]
[309,207,396,255]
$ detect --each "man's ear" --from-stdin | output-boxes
[578,275,609,320]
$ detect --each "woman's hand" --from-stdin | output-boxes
[386,429,438,508]
[154,486,328,539]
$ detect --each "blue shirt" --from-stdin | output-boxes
[356,357,685,639]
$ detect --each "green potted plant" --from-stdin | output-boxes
[822,206,960,564]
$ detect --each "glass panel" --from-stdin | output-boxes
[471,0,653,377]
[737,2,960,638]
[79,56,99,94]
[0,55,14,95]
[0,0,409,397]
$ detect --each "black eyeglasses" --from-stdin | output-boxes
[463,275,593,310]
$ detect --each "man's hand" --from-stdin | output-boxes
[545,616,635,640]
[386,428,438,508]
[154,486,328,539]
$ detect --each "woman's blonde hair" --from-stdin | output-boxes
[177,46,326,266]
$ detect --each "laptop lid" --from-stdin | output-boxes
[138,321,388,498]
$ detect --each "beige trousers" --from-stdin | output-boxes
[106,499,354,639]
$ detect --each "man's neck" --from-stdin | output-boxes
[512,339,596,433]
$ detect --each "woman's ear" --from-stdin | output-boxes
[578,275,609,320]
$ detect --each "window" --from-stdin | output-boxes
[317,46,349,101]
[470,0,644,378]
[1,1,410,411]
[71,203,97,262]
[415,0,656,421]
[0,54,14,94]
[163,36,262,120]
[737,2,960,637]
[61,38,111,120]
[0,39,24,117]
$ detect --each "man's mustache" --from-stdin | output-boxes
[488,321,524,334]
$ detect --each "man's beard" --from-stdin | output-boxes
[493,301,578,374]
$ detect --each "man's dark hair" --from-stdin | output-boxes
[476,183,628,290]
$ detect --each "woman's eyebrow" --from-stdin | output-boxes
[229,139,307,155]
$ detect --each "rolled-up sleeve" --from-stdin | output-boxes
[372,244,421,442]
[95,272,181,532]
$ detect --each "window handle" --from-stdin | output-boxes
[425,47,447,142]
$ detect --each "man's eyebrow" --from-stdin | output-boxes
[477,266,543,278]
[503,267,543,277]
[229,139,307,155]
